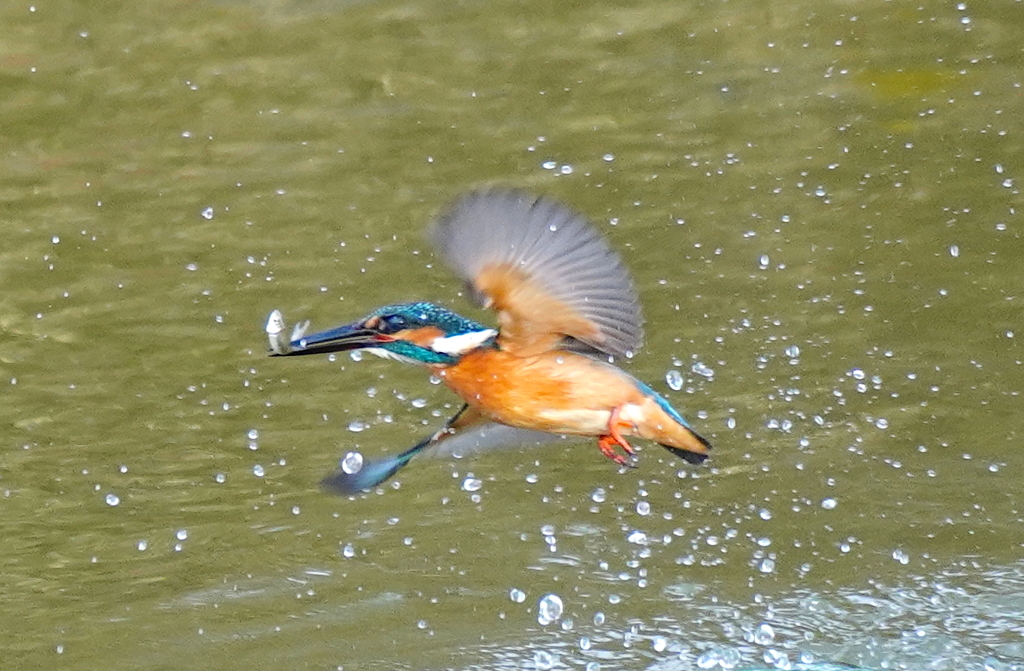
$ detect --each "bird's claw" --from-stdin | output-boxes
[597,405,639,468]
[598,434,637,468]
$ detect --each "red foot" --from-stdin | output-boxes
[597,406,637,466]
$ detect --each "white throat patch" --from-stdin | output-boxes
[430,329,498,356]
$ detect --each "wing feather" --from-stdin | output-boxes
[425,422,566,459]
[422,403,566,458]
[431,190,643,358]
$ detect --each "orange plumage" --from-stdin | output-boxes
[435,348,710,462]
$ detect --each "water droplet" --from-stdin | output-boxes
[758,254,770,269]
[692,361,715,379]
[341,543,356,558]
[627,530,648,545]
[176,529,188,541]
[784,345,800,358]
[720,647,741,669]
[821,498,837,510]
[200,206,214,220]
[949,244,960,257]
[534,650,556,670]
[665,369,684,391]
[214,472,226,483]
[347,420,368,433]
[247,428,259,441]
[591,487,606,503]
[697,649,721,669]
[537,594,563,625]
[759,508,772,520]
[509,588,526,603]
[136,540,148,551]
[636,500,651,516]
[341,452,363,475]
[753,623,775,645]
[759,558,775,573]
[593,611,605,625]
[105,493,120,506]
[892,548,910,565]
[602,153,615,162]
[253,464,265,477]
[461,477,482,492]
[652,636,668,652]
[984,657,1007,671]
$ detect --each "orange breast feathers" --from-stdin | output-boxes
[434,349,650,436]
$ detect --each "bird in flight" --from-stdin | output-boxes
[266,190,711,493]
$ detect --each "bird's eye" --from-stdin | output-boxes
[379,314,407,332]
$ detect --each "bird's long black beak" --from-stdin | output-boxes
[283,323,380,357]
[265,310,382,357]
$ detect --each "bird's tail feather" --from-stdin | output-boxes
[658,427,712,465]
[658,442,709,465]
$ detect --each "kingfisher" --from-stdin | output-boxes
[266,189,711,493]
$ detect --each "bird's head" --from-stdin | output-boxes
[270,302,497,366]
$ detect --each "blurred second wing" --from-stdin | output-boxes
[431,190,643,359]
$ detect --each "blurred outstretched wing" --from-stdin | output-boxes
[431,190,643,358]
[319,405,565,494]
[423,404,566,458]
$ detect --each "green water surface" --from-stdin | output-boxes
[2,1,1023,669]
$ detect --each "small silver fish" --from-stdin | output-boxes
[265,309,289,355]
[266,309,311,355]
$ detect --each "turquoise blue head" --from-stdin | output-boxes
[276,301,496,365]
